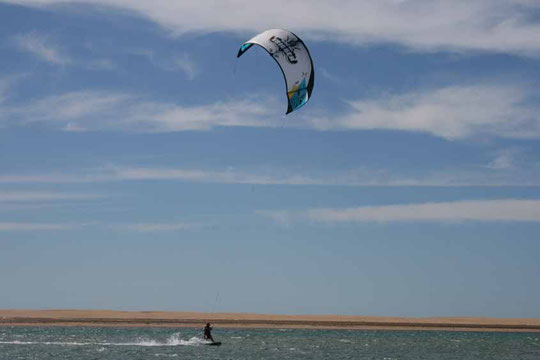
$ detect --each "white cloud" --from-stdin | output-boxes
[0,222,80,231]
[171,54,198,80]
[319,68,340,83]
[129,49,199,79]
[105,166,329,185]
[10,32,115,70]
[12,32,71,65]
[2,84,539,140]
[115,222,199,232]
[2,90,277,132]
[486,148,521,170]
[6,0,540,56]
[0,166,339,185]
[0,191,103,202]
[261,199,540,224]
[0,174,98,184]
[129,49,200,80]
[309,85,539,140]
[0,220,199,232]
[1,157,539,187]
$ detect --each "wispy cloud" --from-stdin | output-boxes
[12,32,71,65]
[7,1,540,56]
[1,84,539,140]
[2,90,276,132]
[0,166,339,185]
[0,220,200,232]
[319,68,340,83]
[486,148,521,170]
[260,199,540,224]
[104,166,329,185]
[10,32,116,70]
[0,191,106,212]
[309,85,539,140]
[1,161,539,187]
[115,222,200,232]
[0,222,80,231]
[0,173,98,184]
[129,49,198,79]
[0,191,103,202]
[171,54,198,80]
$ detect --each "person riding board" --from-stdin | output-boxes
[203,323,214,342]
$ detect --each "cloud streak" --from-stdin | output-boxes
[1,84,539,140]
[0,221,200,232]
[0,165,343,186]
[171,54,198,80]
[1,161,539,187]
[130,49,199,80]
[0,191,103,202]
[0,222,80,231]
[6,0,540,56]
[2,90,276,132]
[115,222,200,232]
[12,32,71,65]
[486,148,521,170]
[261,199,540,224]
[10,32,116,70]
[310,85,540,140]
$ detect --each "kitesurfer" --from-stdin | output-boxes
[203,323,214,342]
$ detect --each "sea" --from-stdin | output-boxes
[1,326,539,359]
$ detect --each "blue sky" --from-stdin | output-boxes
[1,1,540,317]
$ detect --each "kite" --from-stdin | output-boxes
[237,29,314,114]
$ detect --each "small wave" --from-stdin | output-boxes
[155,354,178,357]
[105,335,210,347]
[0,341,91,346]
[116,336,207,347]
[0,334,212,348]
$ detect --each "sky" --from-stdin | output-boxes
[0,0,540,318]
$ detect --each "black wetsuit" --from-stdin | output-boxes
[203,325,214,342]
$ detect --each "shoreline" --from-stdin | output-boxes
[1,310,540,332]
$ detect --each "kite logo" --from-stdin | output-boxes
[269,36,298,64]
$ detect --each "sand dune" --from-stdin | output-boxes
[1,310,539,332]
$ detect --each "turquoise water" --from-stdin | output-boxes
[1,326,539,359]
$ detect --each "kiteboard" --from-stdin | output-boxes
[205,341,221,346]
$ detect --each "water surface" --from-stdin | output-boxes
[1,326,539,359]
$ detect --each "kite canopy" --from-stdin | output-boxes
[237,29,314,114]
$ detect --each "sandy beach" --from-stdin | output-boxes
[1,310,539,332]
